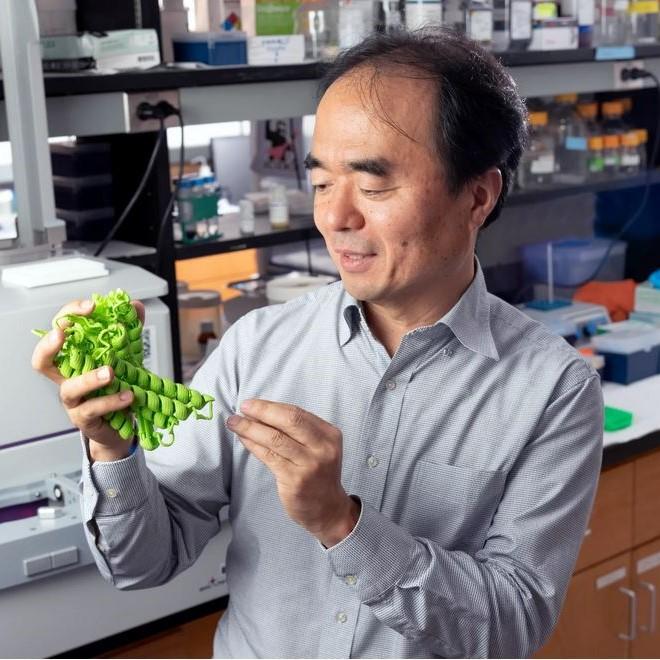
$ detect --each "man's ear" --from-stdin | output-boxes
[470,168,503,230]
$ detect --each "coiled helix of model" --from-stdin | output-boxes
[33,288,214,451]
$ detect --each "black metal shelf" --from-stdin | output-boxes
[174,212,318,260]
[3,44,660,100]
[508,169,660,206]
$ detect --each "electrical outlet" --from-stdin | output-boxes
[614,60,646,90]
[127,90,181,132]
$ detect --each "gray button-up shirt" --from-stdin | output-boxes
[81,264,603,658]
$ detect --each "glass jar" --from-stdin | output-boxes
[518,111,556,190]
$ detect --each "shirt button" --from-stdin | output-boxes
[336,611,348,624]
[385,380,397,391]
[367,455,379,468]
[344,574,357,586]
[105,488,118,499]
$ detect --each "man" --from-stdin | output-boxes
[33,29,603,658]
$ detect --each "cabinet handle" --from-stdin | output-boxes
[639,581,657,634]
[619,587,637,641]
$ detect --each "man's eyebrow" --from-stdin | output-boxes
[346,158,393,177]
[304,153,321,170]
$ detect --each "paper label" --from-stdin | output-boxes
[604,154,620,166]
[534,1,559,18]
[530,154,555,173]
[405,0,443,29]
[511,0,533,38]
[566,136,588,150]
[621,153,641,166]
[615,0,630,10]
[468,9,494,41]
[596,566,627,589]
[630,0,659,12]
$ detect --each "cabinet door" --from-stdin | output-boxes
[575,463,634,573]
[535,553,633,659]
[632,538,660,658]
[633,450,660,546]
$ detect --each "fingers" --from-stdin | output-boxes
[239,399,338,446]
[52,299,95,329]
[69,387,134,435]
[132,300,146,325]
[59,365,115,409]
[226,414,303,465]
[31,327,66,385]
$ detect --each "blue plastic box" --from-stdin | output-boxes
[521,237,626,286]
[592,322,660,384]
[173,31,247,66]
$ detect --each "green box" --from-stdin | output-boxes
[256,0,300,35]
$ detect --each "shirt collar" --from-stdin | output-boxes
[338,259,499,360]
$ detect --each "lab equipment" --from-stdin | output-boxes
[517,111,556,189]
[172,31,248,65]
[594,0,630,44]
[519,300,611,342]
[510,0,534,48]
[521,238,627,287]
[339,0,375,46]
[552,93,589,185]
[175,176,222,244]
[492,0,511,50]
[592,321,660,384]
[32,288,215,451]
[604,405,634,430]
[629,0,659,43]
[269,184,291,228]
[265,272,336,303]
[239,198,256,234]
[0,6,230,655]
[178,289,225,364]
[444,0,495,46]
[297,0,340,59]
[405,0,443,29]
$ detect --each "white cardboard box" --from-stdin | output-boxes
[247,35,305,65]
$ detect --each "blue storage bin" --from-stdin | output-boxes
[173,31,247,66]
[592,323,660,384]
[521,238,626,286]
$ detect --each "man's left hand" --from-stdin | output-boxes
[226,399,360,547]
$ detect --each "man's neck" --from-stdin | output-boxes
[363,260,476,357]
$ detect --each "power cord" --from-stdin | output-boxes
[94,100,182,258]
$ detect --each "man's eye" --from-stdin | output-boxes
[313,183,330,193]
[361,189,387,197]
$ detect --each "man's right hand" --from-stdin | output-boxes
[31,298,146,463]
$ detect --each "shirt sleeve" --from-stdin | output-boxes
[326,372,603,658]
[79,321,241,590]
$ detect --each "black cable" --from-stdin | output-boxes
[93,118,166,257]
[156,109,185,274]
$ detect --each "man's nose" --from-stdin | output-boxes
[319,186,364,232]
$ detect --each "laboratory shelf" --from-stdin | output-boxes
[507,169,660,206]
[3,45,660,138]
[174,212,319,260]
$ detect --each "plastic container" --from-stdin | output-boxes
[629,0,659,43]
[492,0,511,50]
[55,206,115,241]
[339,0,375,46]
[620,130,641,174]
[603,134,621,176]
[444,0,494,46]
[297,0,339,59]
[518,111,556,189]
[594,0,630,45]
[53,174,113,210]
[510,0,534,48]
[173,31,248,65]
[587,135,605,180]
[50,142,112,178]
[521,237,627,286]
[269,185,290,229]
[265,273,336,303]
[177,289,224,363]
[36,0,77,37]
[552,93,589,185]
[592,322,660,384]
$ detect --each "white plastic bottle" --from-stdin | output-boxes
[239,198,256,234]
[405,0,443,29]
[269,185,290,229]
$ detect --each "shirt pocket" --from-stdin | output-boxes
[405,460,507,553]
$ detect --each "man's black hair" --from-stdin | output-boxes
[318,28,528,228]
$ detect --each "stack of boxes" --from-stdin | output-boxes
[51,142,114,242]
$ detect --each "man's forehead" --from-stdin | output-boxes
[316,69,435,145]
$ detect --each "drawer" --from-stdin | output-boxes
[575,462,634,573]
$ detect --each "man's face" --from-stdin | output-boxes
[309,70,478,309]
